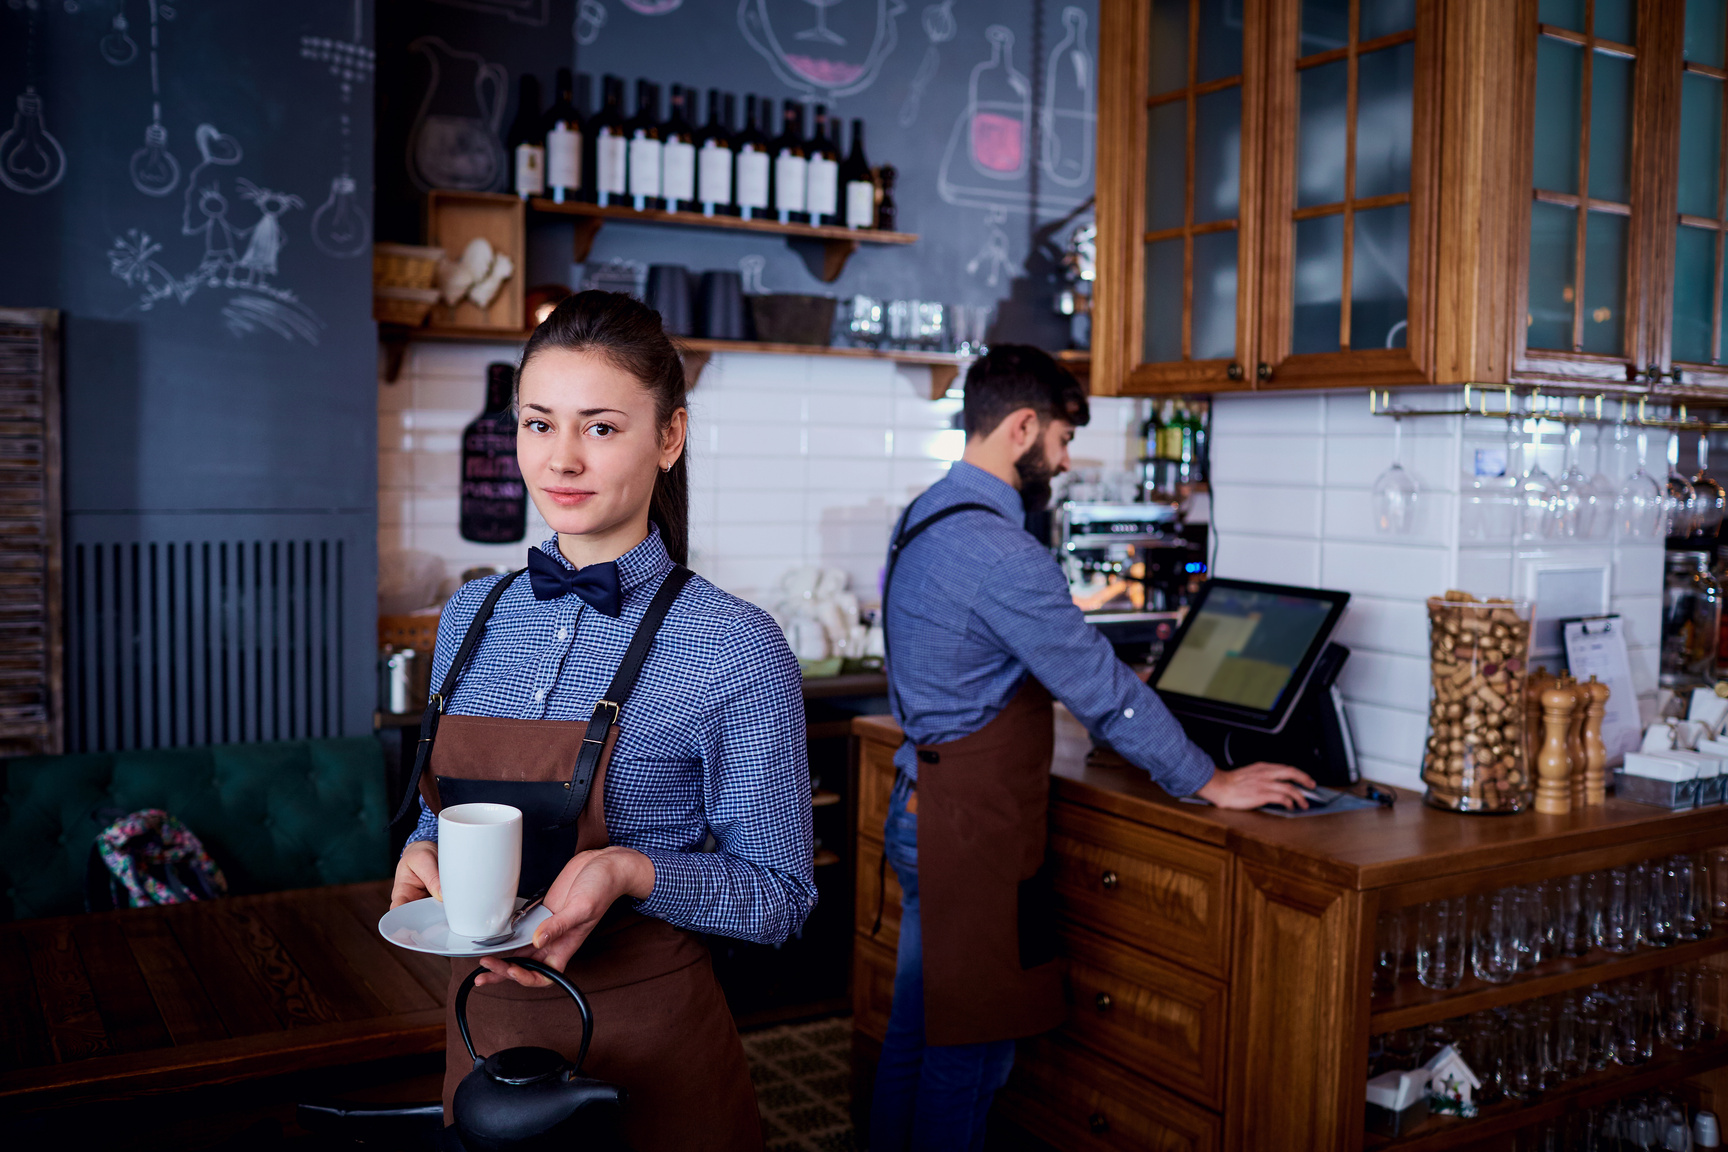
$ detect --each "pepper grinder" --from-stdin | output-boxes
[1525,667,1552,771]
[1583,676,1609,805]
[1564,675,1588,808]
[1538,685,1574,814]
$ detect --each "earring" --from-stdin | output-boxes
[661,463,671,473]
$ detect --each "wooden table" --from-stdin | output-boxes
[0,880,449,1111]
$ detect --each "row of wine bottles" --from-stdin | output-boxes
[507,68,895,230]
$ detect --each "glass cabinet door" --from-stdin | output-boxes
[1670,0,1728,384]
[1135,0,1256,388]
[1518,0,1647,381]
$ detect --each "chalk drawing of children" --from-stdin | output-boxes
[183,182,247,286]
[234,180,304,288]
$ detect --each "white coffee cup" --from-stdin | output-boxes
[437,802,523,938]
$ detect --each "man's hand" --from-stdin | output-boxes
[1194,762,1317,811]
[391,840,441,908]
[475,846,657,988]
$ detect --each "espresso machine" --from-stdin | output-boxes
[1055,501,1207,665]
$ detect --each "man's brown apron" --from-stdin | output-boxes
[883,500,1068,1047]
[393,566,761,1151]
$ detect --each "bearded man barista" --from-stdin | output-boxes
[870,345,1316,1151]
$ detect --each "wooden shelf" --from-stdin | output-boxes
[814,848,841,867]
[1369,932,1728,1032]
[812,789,841,808]
[1363,1034,1728,1151]
[528,198,916,283]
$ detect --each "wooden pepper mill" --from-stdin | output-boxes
[1538,685,1575,814]
[1525,667,1553,771]
[1583,676,1610,805]
[1564,675,1588,807]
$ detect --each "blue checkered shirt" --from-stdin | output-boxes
[406,527,816,945]
[886,461,1215,796]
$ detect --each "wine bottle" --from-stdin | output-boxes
[460,363,527,544]
[543,67,582,205]
[735,94,770,221]
[626,80,664,211]
[508,74,545,201]
[876,163,898,231]
[696,88,733,218]
[771,100,808,224]
[592,75,628,207]
[660,84,697,213]
[805,104,840,226]
[840,118,874,229]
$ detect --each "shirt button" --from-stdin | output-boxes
[534,689,547,702]
[1123,707,1135,719]
[556,627,568,641]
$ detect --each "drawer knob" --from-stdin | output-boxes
[1100,869,1119,890]
[1089,1112,1110,1135]
[1095,991,1113,1012]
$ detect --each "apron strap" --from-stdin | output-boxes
[551,565,695,828]
[880,500,1002,722]
[391,570,525,824]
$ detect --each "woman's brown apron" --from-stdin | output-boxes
[882,501,1069,1048]
[394,566,762,1151]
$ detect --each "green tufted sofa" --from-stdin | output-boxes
[0,737,394,922]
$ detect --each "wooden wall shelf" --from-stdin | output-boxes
[527,199,917,283]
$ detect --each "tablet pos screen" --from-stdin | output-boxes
[1152,579,1349,731]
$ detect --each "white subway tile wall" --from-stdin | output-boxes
[381,343,1143,611]
[1209,390,1667,792]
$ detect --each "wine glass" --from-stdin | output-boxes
[795,0,847,45]
[1372,416,1419,534]
[1587,424,1616,539]
[1553,424,1594,538]
[1516,416,1557,541]
[1619,428,1665,538]
[1693,432,1726,543]
[1665,431,1699,540]
[1464,417,1520,541]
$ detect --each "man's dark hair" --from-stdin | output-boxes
[960,344,1090,438]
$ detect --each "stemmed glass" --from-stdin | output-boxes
[1517,414,1558,542]
[1372,416,1419,534]
[1618,427,1665,538]
[1665,431,1699,541]
[1588,424,1616,539]
[1693,433,1726,542]
[1463,418,1520,541]
[1554,424,1597,538]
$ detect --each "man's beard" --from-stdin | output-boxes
[1015,438,1056,514]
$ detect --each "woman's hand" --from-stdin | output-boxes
[391,841,441,909]
[475,846,656,988]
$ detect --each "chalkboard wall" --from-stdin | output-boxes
[377,0,1098,349]
[2,0,379,747]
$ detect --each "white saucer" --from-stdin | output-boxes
[378,896,554,957]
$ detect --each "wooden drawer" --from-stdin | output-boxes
[1050,801,1232,974]
[853,833,904,951]
[1058,923,1227,1110]
[857,736,896,839]
[999,1034,1220,1152]
[852,932,897,1043]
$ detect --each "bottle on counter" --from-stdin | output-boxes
[460,363,527,544]
[696,88,733,217]
[875,163,898,231]
[735,94,771,221]
[661,83,697,213]
[805,104,840,226]
[771,99,808,224]
[841,117,874,229]
[507,74,545,200]
[591,74,628,207]
[543,67,582,205]
[626,80,664,211]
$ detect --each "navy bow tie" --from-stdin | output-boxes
[526,547,623,616]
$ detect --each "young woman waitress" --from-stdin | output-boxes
[388,292,815,1150]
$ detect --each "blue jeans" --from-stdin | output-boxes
[869,773,1016,1152]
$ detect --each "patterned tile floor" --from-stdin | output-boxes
[745,1016,860,1152]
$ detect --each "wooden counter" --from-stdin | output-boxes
[849,709,1728,1152]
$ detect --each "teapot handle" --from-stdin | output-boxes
[454,958,595,1073]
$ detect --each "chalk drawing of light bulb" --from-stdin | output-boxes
[101,9,139,65]
[0,88,68,195]
[312,174,371,258]
[130,122,181,196]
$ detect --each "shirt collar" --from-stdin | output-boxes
[533,524,674,597]
[945,460,1026,523]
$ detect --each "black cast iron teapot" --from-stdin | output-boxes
[451,958,626,1151]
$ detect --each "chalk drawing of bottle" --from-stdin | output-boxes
[966,26,1029,182]
[0,87,68,195]
[1040,7,1094,189]
[406,37,508,192]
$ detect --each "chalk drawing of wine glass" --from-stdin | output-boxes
[101,1,138,65]
[738,0,905,99]
[1040,6,1094,189]
[898,0,954,127]
[406,37,508,192]
[234,179,303,289]
[0,87,68,195]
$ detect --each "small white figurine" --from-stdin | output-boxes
[1424,1045,1481,1118]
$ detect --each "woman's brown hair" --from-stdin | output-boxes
[518,290,689,565]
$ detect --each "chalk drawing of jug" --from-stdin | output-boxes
[406,36,507,192]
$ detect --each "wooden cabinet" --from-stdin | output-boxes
[1093,0,1728,395]
[850,711,1728,1152]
